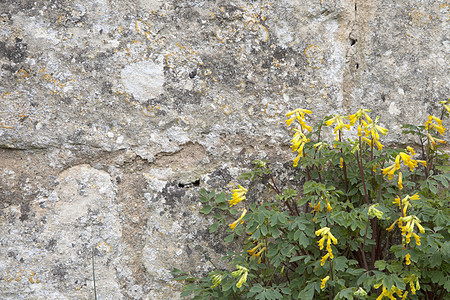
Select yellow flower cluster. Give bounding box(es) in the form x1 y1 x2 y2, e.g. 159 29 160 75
425 115 446 149
382 150 426 183
375 284 407 300
348 109 388 150
231 265 248 288
247 242 266 263
229 185 247 207
404 274 420 295
320 276 330 290
326 115 350 140
285 108 312 132
291 129 310 167
440 99 450 114
387 214 424 246
210 273 223 288
393 193 420 216
315 227 338 265
361 116 388 150
368 204 384 219
285 109 312 167
229 209 247 231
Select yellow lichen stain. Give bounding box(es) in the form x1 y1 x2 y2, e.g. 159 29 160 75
438 4 449 22
96 241 112 253
247 105 256 116
29 270 40 284
142 105 160 117
214 3 272 45
408 8 431 27
236 81 246 93
222 105 233 116
176 117 191 131
14 269 24 282
16 68 30 81
304 45 324 69
1 121 14 129
264 103 279 118
117 26 124 34
272 58 280 67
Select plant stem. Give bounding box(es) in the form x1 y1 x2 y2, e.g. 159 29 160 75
339 130 349 193
361 217 370 271
356 150 370 205
195 245 218 269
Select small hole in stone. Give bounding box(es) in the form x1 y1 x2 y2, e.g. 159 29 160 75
350 38 357 46
355 63 359 69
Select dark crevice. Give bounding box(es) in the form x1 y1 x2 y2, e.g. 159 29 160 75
178 179 200 188
350 38 357 46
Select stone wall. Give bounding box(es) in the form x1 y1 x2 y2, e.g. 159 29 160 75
0 0 448 299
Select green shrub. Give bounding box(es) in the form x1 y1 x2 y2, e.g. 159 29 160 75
173 100 450 300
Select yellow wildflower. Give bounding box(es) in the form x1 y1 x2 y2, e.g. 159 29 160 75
320 253 330 266
228 209 247 230
236 270 247 288
427 133 446 149
327 202 332 212
229 185 247 206
357 124 363 136
368 204 384 219
425 115 445 135
412 232 421 245
210 273 223 288
321 276 330 289
405 253 411 265
318 236 326 250
404 274 420 295
248 243 263 256
398 172 403 190
440 99 450 114
316 227 337 261
349 108 372 125
406 146 416 156
232 265 249 288
326 115 351 139
386 219 398 232
286 108 312 119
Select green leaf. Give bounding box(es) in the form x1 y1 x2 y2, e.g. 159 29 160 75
392 275 406 290
298 283 315 300
200 205 213 214
290 255 306 263
199 188 208 198
444 278 450 291
209 221 220 233
298 232 310 248
382 276 394 290
334 256 348 272
429 251 442 268
249 285 264 294
261 224 268 236
269 213 278 226
215 192 226 204
374 260 386 271
269 225 281 238
224 233 235 243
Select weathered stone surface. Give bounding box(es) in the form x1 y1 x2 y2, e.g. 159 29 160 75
0 0 448 298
